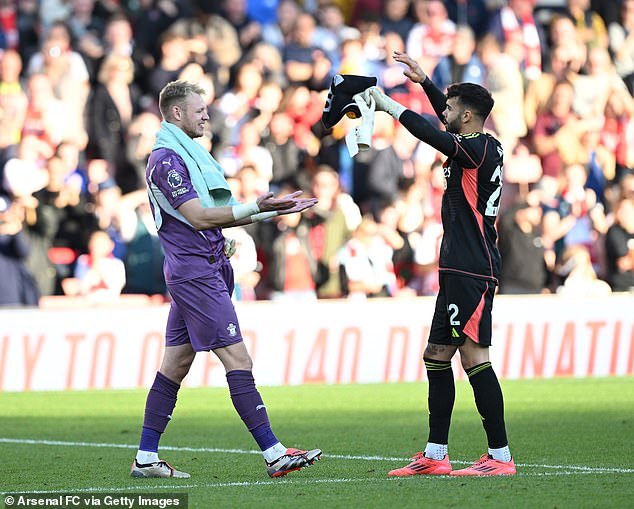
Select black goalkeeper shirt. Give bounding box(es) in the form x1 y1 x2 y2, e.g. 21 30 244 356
398 78 503 283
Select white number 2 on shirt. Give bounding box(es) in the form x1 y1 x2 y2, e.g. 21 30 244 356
485 163 503 217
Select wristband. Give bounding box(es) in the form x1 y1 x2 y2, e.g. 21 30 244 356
250 211 278 222
231 202 260 221
387 100 407 120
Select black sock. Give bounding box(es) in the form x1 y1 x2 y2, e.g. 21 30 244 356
424 358 454 444
466 362 508 449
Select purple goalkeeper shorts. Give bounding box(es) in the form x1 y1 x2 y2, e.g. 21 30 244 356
165 259 243 352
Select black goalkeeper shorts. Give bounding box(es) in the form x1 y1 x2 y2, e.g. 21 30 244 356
428 272 497 347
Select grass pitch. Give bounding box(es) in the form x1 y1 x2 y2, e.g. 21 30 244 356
1 378 633 509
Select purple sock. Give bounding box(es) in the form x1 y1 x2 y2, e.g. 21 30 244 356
139 371 180 453
226 370 279 451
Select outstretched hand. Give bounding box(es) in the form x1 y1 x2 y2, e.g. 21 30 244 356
277 196 319 215
393 51 427 84
257 191 318 215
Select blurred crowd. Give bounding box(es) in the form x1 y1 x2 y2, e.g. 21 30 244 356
1 0 633 307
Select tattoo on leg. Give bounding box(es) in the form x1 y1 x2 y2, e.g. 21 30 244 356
426 344 449 356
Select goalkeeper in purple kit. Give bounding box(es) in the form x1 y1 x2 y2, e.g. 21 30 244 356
131 80 321 479
360 52 516 477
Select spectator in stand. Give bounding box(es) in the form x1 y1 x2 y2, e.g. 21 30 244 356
246 42 286 86
0 196 40 306
432 24 485 93
282 11 332 90
34 154 97 261
602 88 634 193
406 0 455 74
26 20 90 148
229 120 274 185
262 0 301 52
22 73 68 151
147 32 193 102
117 189 166 297
548 14 587 75
531 79 596 179
307 165 361 299
394 175 426 237
444 0 490 39
314 2 359 70
555 244 612 297
101 12 154 94
376 31 410 100
487 0 546 82
375 200 416 293
55 140 89 194
338 215 397 299
524 44 580 131
262 111 304 192
86 54 142 194
542 164 608 267
581 124 615 208
498 199 548 294
411 216 443 296
126 111 163 190
338 36 377 77
282 85 323 157
366 123 420 216
198 13 242 94
217 61 263 148
261 205 322 302
565 0 608 50
130 0 192 67
2 134 51 199
478 34 527 152
357 10 384 65
250 79 285 139
605 195 634 292
67 0 107 77
224 224 261 301
609 0 634 93
0 50 28 165
14 0 40 66
61 228 126 302
92 178 126 259
221 0 262 53
572 46 628 121
21 186 59 297
380 0 414 44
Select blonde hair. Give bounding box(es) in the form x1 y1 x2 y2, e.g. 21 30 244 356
158 80 205 120
97 54 134 85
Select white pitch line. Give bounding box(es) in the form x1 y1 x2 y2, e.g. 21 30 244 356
0 468 628 495
2 437 634 474
2 469 631 496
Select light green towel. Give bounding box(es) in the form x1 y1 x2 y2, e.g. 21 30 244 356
153 121 236 207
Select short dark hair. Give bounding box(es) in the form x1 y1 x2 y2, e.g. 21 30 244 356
158 80 205 119
446 82 494 121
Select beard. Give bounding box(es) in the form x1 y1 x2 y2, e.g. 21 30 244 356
445 117 461 134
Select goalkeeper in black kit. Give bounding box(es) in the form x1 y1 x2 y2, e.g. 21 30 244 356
361 51 516 477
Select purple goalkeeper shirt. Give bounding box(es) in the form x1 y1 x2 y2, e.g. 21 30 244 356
146 147 226 284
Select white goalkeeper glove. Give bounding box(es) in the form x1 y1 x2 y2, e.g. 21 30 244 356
224 237 236 258
362 86 407 119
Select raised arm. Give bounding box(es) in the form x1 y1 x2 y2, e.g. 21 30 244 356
361 87 456 157
392 51 447 122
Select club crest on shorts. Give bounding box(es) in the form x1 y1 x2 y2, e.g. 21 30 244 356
226 322 238 336
167 169 183 188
